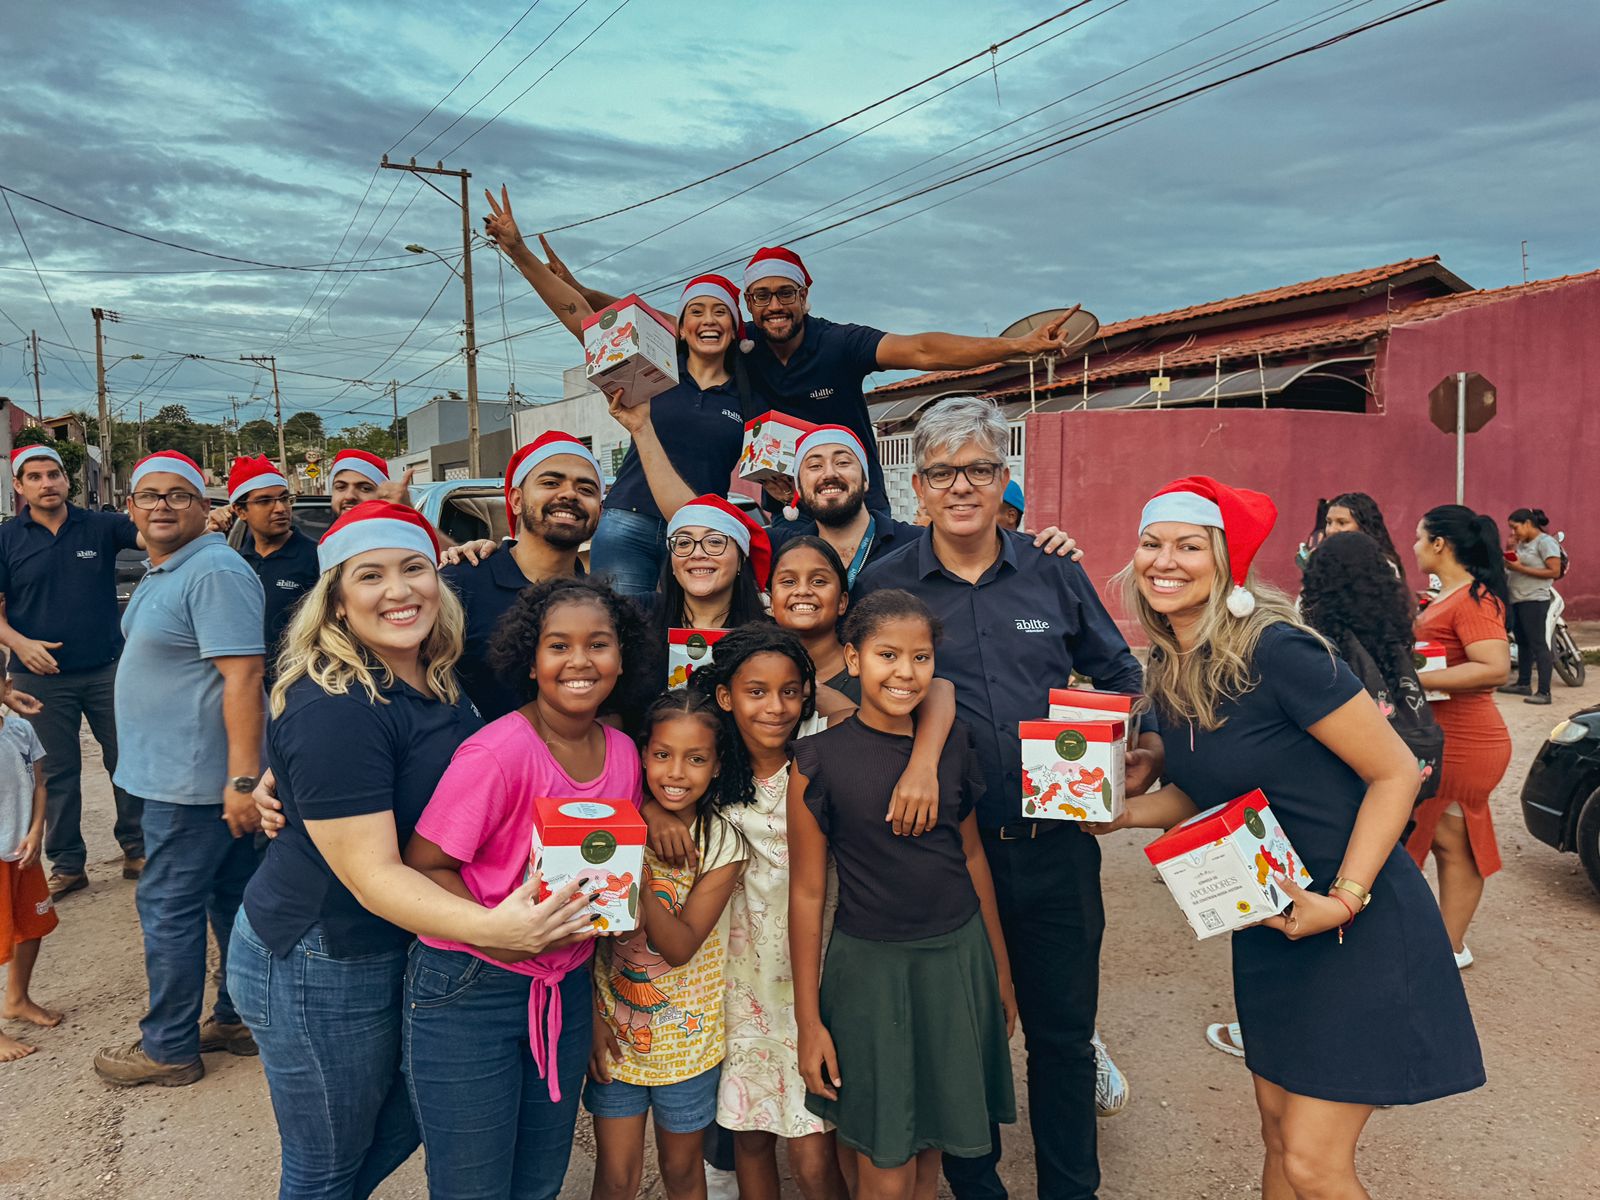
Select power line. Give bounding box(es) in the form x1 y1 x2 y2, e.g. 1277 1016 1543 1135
2 188 90 389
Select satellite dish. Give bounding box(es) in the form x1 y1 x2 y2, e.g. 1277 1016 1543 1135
999 306 1099 359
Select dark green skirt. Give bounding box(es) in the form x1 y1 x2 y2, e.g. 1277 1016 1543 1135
805 911 1016 1168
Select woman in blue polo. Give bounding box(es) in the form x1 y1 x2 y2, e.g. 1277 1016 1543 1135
482 189 749 595
227 500 595 1200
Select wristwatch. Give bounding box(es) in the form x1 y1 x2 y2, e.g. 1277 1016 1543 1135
1329 877 1373 910
229 775 260 794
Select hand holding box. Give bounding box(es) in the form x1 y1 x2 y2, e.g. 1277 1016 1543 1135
1018 719 1126 822
1413 641 1448 702
582 296 679 406
737 411 819 485
528 797 648 932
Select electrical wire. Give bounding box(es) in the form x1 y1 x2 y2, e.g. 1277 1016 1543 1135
2 188 90 389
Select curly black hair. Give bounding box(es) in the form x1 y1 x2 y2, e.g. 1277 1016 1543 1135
840 587 942 649
687 623 816 808
1326 492 1404 574
1300 532 1416 694
487 576 660 724
637 688 745 863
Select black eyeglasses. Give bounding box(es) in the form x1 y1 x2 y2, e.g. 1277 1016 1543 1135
668 532 732 558
919 461 1002 490
130 490 199 510
745 286 803 307
244 494 292 509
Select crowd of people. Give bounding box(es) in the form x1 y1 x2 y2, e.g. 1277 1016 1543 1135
0 213 1551 1200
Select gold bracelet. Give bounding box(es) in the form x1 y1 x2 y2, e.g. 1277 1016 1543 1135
1330 877 1373 910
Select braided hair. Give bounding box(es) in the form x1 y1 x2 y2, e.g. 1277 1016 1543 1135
688 624 816 808
1300 532 1415 694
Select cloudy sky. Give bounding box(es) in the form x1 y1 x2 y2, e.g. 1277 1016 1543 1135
2 0 1594 436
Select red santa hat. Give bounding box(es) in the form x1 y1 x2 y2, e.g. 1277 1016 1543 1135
317 499 440 573
1139 475 1277 618
679 274 751 353
10 443 63 474
329 448 390 489
503 430 603 529
130 450 206 495
742 246 812 293
793 425 867 473
227 454 289 503
666 494 773 589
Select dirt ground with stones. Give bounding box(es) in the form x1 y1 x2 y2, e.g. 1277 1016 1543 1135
3 681 1597 1199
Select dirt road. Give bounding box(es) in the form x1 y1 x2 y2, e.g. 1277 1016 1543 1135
3 685 1597 1199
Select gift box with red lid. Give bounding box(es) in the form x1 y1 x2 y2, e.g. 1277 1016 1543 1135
1142 789 1313 940
1413 640 1448 702
1018 719 1125 822
667 627 727 689
581 295 679 406
1047 687 1142 747
527 796 648 932
737 411 820 485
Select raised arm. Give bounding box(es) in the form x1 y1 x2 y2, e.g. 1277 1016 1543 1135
482 186 595 341
537 233 622 312
601 388 697 519
876 305 1082 372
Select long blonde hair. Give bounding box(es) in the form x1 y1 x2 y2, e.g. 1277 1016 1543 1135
1115 526 1324 731
269 564 465 717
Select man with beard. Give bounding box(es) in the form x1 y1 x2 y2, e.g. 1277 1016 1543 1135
327 448 412 515
442 431 601 718
227 456 318 685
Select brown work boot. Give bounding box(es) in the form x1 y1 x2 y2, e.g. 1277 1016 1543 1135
198 1017 259 1057
93 1040 204 1088
47 872 88 898
122 856 146 880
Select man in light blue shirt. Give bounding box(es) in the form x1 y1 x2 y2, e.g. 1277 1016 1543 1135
92 451 266 1088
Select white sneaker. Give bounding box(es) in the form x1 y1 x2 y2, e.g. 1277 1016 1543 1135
1205 1021 1246 1059
1455 945 1474 970
1092 1030 1129 1117
705 1167 739 1200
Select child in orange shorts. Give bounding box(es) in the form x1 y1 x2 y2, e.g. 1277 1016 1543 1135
1 674 60 1062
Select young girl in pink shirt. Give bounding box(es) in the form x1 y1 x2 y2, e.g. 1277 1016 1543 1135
402 578 656 1200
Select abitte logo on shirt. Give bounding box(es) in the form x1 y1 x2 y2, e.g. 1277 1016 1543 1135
275 579 303 591
76 549 99 560
809 387 834 400
1014 618 1052 633
721 409 742 423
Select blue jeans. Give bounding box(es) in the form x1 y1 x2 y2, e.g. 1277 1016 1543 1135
589 509 667 597
403 944 593 1200
228 909 418 1200
134 798 259 1063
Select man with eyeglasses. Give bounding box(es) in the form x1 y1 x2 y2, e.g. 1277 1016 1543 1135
854 397 1162 1200
0 443 145 897
738 245 1082 516
227 456 319 685
94 450 266 1089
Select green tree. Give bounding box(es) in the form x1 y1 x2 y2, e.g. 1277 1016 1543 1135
284 411 324 444
237 419 277 456
330 420 406 457
154 404 192 425
14 428 87 500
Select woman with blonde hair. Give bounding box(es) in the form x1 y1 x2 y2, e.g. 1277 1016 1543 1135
227 500 596 1200
1090 477 1481 1200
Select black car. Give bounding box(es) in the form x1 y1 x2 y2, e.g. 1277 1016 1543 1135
1520 703 1600 894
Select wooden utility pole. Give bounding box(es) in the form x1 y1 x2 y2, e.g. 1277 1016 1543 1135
390 379 401 456
380 156 480 474
241 354 289 490
29 331 44 424
91 308 119 505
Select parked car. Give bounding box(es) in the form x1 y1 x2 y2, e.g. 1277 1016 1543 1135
1520 703 1600 895
410 480 510 546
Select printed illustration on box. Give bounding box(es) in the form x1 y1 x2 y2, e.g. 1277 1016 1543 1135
1143 789 1313 940
1414 640 1448 702
581 296 680 405
737 411 819 485
1047 687 1141 746
527 797 648 932
1018 719 1125 822
668 628 727 688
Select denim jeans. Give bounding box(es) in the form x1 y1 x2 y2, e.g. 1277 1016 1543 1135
942 829 1105 1200
134 798 259 1063
24 662 142 874
588 509 667 597
228 910 418 1200
403 944 593 1200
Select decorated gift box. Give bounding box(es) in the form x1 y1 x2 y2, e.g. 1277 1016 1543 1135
1047 687 1142 747
581 295 679 405
1143 789 1313 941
737 411 819 484
1414 640 1448 702
1018 719 1126 822
667 627 727 688
527 796 648 932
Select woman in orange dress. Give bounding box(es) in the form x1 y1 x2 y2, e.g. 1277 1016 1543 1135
1407 505 1512 969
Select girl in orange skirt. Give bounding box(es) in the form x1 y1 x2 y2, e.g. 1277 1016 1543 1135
1408 505 1513 969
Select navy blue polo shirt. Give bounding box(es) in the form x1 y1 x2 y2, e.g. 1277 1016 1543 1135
743 316 889 513
768 508 921 589
855 527 1150 829
605 353 747 520
0 504 140 675
244 674 483 957
237 528 320 679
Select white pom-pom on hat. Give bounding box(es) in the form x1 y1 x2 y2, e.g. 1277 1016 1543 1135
1226 585 1257 618
739 338 755 353
782 505 799 522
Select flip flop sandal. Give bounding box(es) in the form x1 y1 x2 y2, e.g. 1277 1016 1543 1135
1205 1021 1246 1059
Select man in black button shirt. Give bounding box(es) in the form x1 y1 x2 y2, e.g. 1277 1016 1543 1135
855 397 1163 1200
227 456 319 685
